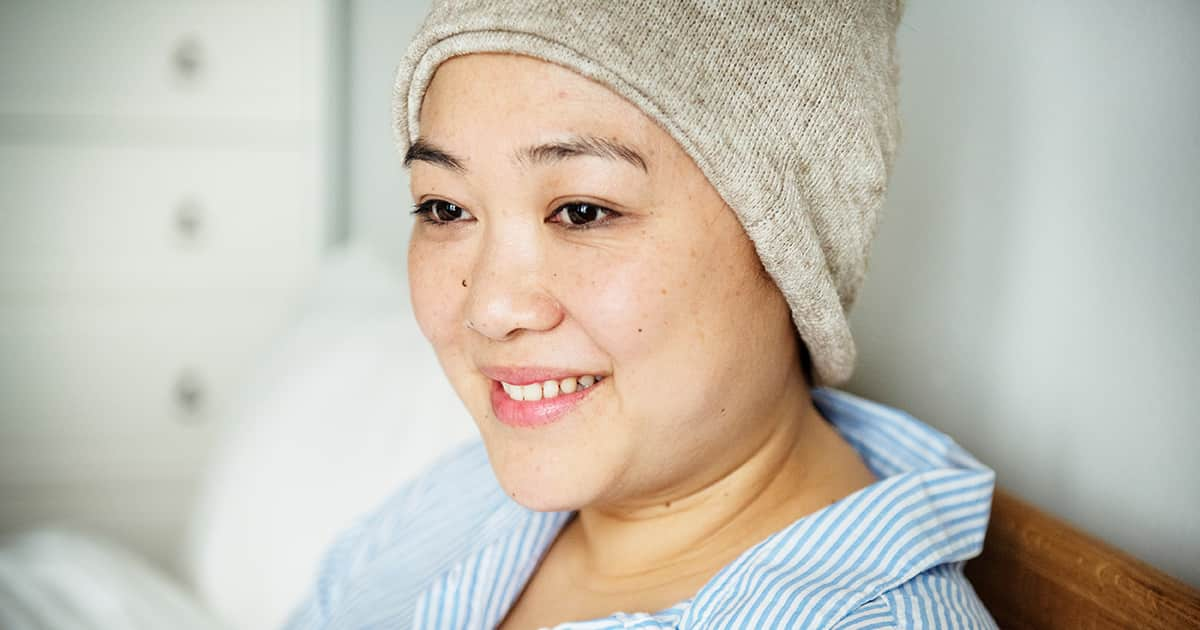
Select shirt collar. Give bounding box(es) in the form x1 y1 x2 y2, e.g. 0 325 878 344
680 388 995 626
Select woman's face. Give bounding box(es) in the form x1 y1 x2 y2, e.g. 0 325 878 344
408 54 805 511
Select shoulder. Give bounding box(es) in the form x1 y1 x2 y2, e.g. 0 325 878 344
339 439 501 565
829 563 997 630
285 439 509 628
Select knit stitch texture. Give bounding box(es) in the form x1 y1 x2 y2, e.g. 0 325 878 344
394 1 904 385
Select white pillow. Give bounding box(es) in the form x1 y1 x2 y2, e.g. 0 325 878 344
0 528 226 630
182 245 476 630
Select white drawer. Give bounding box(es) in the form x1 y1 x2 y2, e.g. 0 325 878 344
0 430 216 487
0 0 325 123
0 295 299 451
0 145 323 293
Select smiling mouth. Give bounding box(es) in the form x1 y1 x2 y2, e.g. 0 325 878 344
487 372 607 428
498 375 605 402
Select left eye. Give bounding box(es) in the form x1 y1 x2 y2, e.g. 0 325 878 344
551 202 616 227
414 199 474 224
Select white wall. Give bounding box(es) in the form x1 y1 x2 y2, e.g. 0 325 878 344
848 1 1200 586
346 1 1200 586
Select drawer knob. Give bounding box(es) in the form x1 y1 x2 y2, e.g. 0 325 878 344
171 37 205 83
173 198 204 245
174 369 206 421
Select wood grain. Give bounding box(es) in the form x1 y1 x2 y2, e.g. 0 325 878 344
965 488 1200 629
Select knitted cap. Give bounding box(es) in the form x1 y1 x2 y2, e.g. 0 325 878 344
394 1 904 386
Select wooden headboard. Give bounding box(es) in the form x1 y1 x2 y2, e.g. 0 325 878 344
965 488 1200 629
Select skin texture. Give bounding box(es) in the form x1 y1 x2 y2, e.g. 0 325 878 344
407 53 875 629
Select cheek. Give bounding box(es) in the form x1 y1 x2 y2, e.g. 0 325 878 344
553 229 730 391
571 265 659 352
564 230 752 353
554 217 782 417
552 235 681 362
408 238 470 348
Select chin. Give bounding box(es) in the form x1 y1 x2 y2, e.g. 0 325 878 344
483 439 607 512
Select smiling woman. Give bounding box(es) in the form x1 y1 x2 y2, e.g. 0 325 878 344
406 54 832 526
286 2 998 629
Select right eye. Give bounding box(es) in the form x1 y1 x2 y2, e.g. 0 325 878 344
412 199 475 225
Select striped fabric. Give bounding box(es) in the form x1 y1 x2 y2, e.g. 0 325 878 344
286 388 998 629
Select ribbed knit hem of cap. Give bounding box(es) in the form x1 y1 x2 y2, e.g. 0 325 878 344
394 30 858 387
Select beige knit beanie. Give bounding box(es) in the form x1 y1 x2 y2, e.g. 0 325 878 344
394 1 904 386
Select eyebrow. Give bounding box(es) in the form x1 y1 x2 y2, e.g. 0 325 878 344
404 138 465 172
517 135 648 172
403 134 648 173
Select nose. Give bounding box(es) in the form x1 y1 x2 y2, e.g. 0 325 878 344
463 232 564 341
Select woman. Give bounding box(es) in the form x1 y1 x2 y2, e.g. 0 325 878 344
289 1 997 628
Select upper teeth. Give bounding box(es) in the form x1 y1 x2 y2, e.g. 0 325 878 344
501 375 603 401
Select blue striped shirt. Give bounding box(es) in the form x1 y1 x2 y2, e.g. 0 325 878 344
286 388 997 628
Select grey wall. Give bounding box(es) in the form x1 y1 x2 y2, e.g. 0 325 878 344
848 1 1200 586
346 1 1200 586
342 0 430 273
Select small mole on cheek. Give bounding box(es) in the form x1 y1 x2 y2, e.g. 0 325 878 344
660 288 668 296
720 408 726 415
664 501 672 508
461 279 468 288
638 328 643 333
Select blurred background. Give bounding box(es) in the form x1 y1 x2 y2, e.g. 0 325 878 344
0 1 1196 629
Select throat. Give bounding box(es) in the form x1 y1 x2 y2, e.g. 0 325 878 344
569 402 873 593
498 515 719 630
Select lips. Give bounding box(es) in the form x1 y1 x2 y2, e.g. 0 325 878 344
481 366 606 428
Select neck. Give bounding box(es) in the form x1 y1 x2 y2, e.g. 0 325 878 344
563 389 870 594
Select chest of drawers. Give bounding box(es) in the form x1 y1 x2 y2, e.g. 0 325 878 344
0 0 332 577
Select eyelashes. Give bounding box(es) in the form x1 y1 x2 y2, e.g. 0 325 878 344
412 199 621 229
412 199 471 223
552 202 613 227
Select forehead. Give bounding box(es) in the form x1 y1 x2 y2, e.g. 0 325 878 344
418 53 666 159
